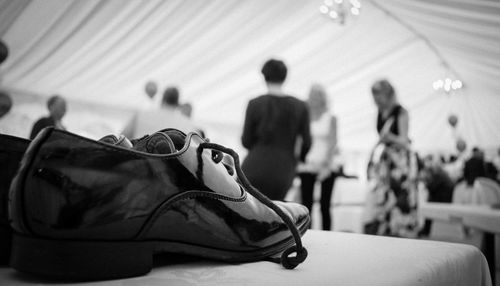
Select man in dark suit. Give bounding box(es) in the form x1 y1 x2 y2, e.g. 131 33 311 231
30 95 67 139
463 147 486 187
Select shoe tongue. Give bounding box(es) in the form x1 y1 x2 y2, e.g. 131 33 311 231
133 132 177 154
99 135 133 148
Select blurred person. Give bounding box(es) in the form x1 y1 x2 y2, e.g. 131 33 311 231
493 148 500 173
484 161 498 183
0 41 13 134
439 154 447 164
373 80 409 149
463 147 486 186
30 95 66 139
493 148 500 182
241 59 311 201
0 91 13 135
297 84 337 230
443 153 465 183
481 150 498 182
0 40 7 65
453 148 491 205
363 79 418 237
0 91 12 120
0 40 8 84
0 41 11 121
123 86 198 138
417 162 454 237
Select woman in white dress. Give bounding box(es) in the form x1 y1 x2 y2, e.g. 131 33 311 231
298 84 338 230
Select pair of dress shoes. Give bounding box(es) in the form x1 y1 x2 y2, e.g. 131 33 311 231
1 128 310 280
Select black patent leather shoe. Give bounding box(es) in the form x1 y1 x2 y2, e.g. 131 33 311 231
0 133 135 265
0 134 30 265
9 128 310 280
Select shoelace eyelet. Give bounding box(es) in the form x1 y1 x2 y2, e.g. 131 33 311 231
197 141 308 270
211 150 224 163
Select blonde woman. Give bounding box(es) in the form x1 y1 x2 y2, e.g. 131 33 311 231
298 84 337 230
364 79 418 237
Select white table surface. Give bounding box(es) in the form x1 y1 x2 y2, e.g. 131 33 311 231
420 203 500 234
0 230 491 286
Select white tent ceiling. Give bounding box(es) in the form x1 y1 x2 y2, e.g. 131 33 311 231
0 0 499 152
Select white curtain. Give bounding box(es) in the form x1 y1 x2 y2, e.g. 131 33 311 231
1 0 499 152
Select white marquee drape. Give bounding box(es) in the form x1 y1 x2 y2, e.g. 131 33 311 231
0 0 499 152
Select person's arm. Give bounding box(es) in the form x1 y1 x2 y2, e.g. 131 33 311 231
380 109 409 148
317 115 337 181
324 115 337 166
241 100 256 150
299 104 312 162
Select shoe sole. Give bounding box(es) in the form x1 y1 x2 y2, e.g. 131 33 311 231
10 216 310 280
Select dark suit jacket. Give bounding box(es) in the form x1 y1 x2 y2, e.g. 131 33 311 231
30 117 56 139
463 157 486 186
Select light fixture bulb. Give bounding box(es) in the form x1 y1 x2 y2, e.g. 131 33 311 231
433 78 462 92
444 78 452 91
319 0 361 24
444 80 452 92
434 79 444 89
350 0 361 8
324 0 334 6
432 81 440 90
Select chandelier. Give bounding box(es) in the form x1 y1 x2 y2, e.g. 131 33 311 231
432 77 463 93
319 0 362 25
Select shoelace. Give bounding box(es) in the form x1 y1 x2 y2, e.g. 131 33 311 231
196 141 308 269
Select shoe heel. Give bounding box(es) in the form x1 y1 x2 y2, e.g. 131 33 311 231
10 233 154 280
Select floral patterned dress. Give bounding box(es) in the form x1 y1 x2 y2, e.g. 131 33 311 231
363 105 419 237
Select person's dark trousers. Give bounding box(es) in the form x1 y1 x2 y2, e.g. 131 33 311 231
299 172 337 230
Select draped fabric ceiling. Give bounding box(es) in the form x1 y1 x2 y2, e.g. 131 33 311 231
1 0 500 153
